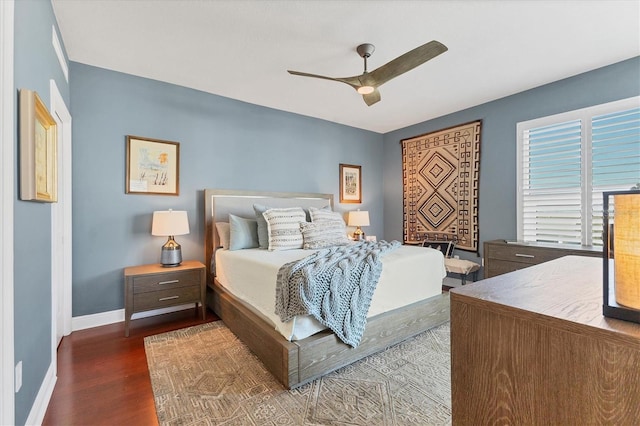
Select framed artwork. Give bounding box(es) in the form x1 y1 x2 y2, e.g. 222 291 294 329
126 135 180 195
339 163 361 203
19 89 58 202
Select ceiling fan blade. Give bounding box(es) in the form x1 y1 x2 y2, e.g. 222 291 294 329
368 40 447 87
287 70 362 90
362 89 381 106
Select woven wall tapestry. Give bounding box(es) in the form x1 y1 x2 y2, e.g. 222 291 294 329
401 120 481 252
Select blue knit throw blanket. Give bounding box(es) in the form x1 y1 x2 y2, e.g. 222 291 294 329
275 240 401 347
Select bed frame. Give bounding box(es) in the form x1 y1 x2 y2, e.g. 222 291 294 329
204 188 450 389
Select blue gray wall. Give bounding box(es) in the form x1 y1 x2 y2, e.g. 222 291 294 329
13 1 70 424
383 56 640 269
70 63 383 316
11 3 638 421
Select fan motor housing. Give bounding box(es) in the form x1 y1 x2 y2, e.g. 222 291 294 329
357 43 375 58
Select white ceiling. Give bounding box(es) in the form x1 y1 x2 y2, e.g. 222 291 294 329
51 0 640 134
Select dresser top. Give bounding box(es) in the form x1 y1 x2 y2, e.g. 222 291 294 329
451 256 640 342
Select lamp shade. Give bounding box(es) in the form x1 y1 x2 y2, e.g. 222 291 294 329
152 210 190 236
603 190 640 324
348 210 370 227
613 193 640 309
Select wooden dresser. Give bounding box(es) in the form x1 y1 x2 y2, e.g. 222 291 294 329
450 256 640 425
483 239 600 278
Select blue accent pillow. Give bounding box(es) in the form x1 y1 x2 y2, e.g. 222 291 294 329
229 214 259 250
253 204 270 249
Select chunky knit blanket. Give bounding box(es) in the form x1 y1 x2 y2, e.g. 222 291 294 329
275 240 401 347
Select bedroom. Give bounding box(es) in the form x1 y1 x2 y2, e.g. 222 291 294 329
2 1 639 425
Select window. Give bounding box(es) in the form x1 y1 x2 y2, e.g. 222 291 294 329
517 97 640 247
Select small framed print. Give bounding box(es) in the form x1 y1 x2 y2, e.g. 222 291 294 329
339 163 361 204
126 135 179 195
19 89 58 202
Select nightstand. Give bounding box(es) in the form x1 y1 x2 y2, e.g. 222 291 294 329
124 260 206 336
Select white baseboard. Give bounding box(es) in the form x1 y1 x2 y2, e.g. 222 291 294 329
25 361 56 426
71 303 200 332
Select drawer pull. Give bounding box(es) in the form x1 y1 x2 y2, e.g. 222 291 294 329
515 253 535 258
158 279 179 285
159 295 179 301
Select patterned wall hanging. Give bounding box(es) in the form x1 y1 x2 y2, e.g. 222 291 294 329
401 120 481 252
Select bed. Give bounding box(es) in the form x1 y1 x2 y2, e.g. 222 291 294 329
204 188 450 389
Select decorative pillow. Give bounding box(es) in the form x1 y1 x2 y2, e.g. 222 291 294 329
229 214 259 251
215 222 230 249
253 204 271 249
262 207 306 251
309 206 345 225
300 220 349 249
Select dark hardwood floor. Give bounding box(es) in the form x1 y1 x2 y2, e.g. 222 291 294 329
43 286 451 425
42 308 218 426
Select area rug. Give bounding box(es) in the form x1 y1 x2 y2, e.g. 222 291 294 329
401 120 482 252
145 321 451 425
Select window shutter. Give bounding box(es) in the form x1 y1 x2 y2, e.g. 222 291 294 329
591 107 640 246
521 120 583 244
518 97 639 247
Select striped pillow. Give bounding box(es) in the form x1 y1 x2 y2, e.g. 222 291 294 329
300 220 349 249
263 207 306 251
309 206 345 225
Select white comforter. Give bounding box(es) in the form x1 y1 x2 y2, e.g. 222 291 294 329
215 244 446 341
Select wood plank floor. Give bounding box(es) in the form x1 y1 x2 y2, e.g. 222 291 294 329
42 308 218 426
43 286 451 425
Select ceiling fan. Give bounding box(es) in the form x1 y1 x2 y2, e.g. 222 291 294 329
288 40 447 106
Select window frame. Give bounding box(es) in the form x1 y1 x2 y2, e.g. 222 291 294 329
516 96 640 246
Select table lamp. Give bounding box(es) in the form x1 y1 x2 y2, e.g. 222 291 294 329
152 210 190 267
603 190 640 323
348 210 370 241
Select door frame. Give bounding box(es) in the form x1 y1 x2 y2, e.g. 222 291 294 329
0 1 15 424
50 79 72 351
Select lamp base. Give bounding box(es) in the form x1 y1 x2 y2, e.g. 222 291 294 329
353 227 365 241
160 237 182 267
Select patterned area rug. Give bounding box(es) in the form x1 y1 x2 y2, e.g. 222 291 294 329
401 120 482 252
145 321 451 425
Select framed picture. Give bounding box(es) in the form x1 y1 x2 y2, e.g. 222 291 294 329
339 163 362 203
19 89 58 202
126 135 180 195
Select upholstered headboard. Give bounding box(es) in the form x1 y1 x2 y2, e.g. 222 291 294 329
203 189 334 282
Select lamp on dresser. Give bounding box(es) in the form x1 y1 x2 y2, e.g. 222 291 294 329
152 209 190 267
603 190 640 323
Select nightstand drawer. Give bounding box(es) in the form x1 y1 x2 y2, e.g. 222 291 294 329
133 285 201 311
133 270 200 293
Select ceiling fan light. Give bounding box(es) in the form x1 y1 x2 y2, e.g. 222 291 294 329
357 86 375 95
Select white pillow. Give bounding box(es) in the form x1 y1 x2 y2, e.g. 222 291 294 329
309 206 345 225
262 207 306 251
300 221 349 249
215 222 230 249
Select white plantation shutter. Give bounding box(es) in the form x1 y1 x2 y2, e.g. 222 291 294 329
517 97 640 247
591 107 640 246
521 120 583 244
